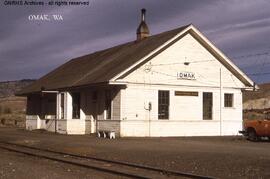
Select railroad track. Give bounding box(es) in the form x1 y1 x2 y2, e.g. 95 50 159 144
0 141 215 179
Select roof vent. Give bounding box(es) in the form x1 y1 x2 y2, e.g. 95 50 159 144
136 8 150 40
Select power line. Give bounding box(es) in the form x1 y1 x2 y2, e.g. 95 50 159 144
144 51 270 78
150 59 215 66
150 69 243 85
231 52 269 59
148 51 270 67
247 72 270 76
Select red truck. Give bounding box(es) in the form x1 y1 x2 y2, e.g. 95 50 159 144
240 116 270 141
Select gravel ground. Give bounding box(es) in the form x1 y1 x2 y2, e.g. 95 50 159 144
0 148 123 179
0 127 269 179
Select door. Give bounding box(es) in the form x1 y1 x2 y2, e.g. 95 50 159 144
266 120 270 136
60 93 64 119
92 91 98 133
257 114 270 136
72 93 80 119
264 113 270 136
255 119 265 135
203 92 213 120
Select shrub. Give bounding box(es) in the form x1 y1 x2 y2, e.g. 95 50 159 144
0 118 5 125
4 107 12 114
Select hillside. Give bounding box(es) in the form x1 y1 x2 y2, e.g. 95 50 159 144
0 79 35 98
243 82 270 120
0 79 35 127
243 83 270 110
243 83 270 101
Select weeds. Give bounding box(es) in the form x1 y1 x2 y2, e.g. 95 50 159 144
0 105 12 114
0 118 5 125
4 107 12 114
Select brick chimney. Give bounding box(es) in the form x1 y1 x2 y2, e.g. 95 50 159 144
136 8 150 40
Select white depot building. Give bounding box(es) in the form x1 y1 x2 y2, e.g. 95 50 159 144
18 9 255 137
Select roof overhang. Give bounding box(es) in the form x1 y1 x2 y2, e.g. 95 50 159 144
16 81 127 96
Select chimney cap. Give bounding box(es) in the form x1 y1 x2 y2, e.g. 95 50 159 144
141 8 146 21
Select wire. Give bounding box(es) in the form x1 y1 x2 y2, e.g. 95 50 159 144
231 52 270 59
150 69 242 85
151 70 177 78
247 72 270 76
142 51 270 79
150 59 215 66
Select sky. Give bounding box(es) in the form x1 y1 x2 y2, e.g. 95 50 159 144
0 0 270 84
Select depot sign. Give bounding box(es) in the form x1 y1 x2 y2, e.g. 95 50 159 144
177 72 196 80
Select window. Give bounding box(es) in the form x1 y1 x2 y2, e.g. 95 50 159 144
203 92 213 120
224 93 233 107
72 93 80 119
104 90 111 119
158 90 169 119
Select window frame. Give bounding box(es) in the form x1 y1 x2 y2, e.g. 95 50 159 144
158 90 170 120
203 92 213 120
224 93 234 108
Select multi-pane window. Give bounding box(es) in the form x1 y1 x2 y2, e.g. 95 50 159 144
203 92 213 120
158 90 169 119
104 90 112 119
224 93 233 107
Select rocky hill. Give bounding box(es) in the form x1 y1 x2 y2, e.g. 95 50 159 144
0 79 35 127
0 79 35 98
243 82 270 120
243 83 270 110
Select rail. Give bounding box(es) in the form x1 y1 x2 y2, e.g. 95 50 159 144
0 141 215 179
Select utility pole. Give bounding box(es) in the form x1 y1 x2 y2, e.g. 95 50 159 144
220 67 222 136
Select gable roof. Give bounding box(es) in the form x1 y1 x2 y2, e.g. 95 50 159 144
17 25 189 95
17 24 255 95
112 24 255 88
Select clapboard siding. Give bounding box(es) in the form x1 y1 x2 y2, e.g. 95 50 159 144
119 84 242 136
120 120 242 137
122 85 241 121
122 33 244 88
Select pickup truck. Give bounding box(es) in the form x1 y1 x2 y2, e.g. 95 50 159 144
240 117 270 141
